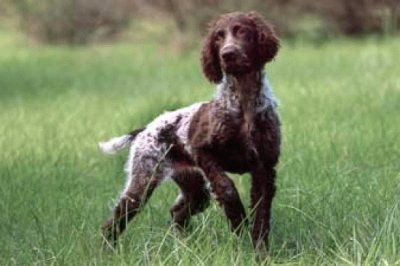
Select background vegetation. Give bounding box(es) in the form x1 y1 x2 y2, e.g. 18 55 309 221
0 1 399 265
1 0 400 44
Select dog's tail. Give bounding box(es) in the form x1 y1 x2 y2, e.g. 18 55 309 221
98 128 144 155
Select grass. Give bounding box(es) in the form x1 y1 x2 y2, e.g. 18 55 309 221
0 23 399 265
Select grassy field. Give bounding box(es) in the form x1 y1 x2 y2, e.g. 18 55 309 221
1 23 399 265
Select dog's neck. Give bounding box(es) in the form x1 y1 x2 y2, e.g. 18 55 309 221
215 71 277 133
228 72 262 132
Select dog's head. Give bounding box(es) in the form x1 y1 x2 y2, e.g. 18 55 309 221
201 11 279 84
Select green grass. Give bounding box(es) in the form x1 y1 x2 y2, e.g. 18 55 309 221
1 25 399 265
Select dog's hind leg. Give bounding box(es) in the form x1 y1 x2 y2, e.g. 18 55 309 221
101 171 161 247
102 141 168 247
170 167 210 229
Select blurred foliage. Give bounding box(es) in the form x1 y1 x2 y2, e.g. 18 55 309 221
1 0 399 44
5 0 135 44
317 0 400 36
142 0 400 39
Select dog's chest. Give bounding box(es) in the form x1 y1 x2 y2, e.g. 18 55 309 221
189 102 245 147
210 112 269 173
211 136 252 173
188 105 280 173
188 104 249 172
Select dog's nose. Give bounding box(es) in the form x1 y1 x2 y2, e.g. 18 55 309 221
221 46 238 61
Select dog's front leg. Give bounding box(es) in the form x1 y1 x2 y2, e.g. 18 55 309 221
196 151 247 233
250 165 276 253
170 167 210 229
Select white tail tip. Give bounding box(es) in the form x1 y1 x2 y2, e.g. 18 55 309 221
98 135 132 155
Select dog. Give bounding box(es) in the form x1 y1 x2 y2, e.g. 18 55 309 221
100 11 280 253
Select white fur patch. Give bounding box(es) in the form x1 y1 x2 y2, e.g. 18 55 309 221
214 74 278 114
120 103 205 196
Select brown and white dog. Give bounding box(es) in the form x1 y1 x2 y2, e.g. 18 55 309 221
100 11 280 252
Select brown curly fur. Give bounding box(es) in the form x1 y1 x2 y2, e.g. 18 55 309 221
201 11 279 83
194 11 280 252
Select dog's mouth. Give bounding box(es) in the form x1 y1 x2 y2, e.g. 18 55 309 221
221 56 252 74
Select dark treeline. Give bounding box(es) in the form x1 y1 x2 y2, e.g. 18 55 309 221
2 0 399 44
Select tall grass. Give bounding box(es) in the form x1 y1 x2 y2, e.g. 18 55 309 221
0 25 399 265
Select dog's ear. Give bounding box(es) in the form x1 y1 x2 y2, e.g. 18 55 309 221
201 23 223 84
247 12 280 68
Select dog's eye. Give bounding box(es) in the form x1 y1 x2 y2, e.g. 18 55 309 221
236 27 249 37
232 25 241 35
215 30 225 40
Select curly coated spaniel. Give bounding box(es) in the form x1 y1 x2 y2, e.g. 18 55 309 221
100 11 280 253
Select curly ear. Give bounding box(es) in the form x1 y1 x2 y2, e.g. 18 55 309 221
201 26 223 83
247 12 280 69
